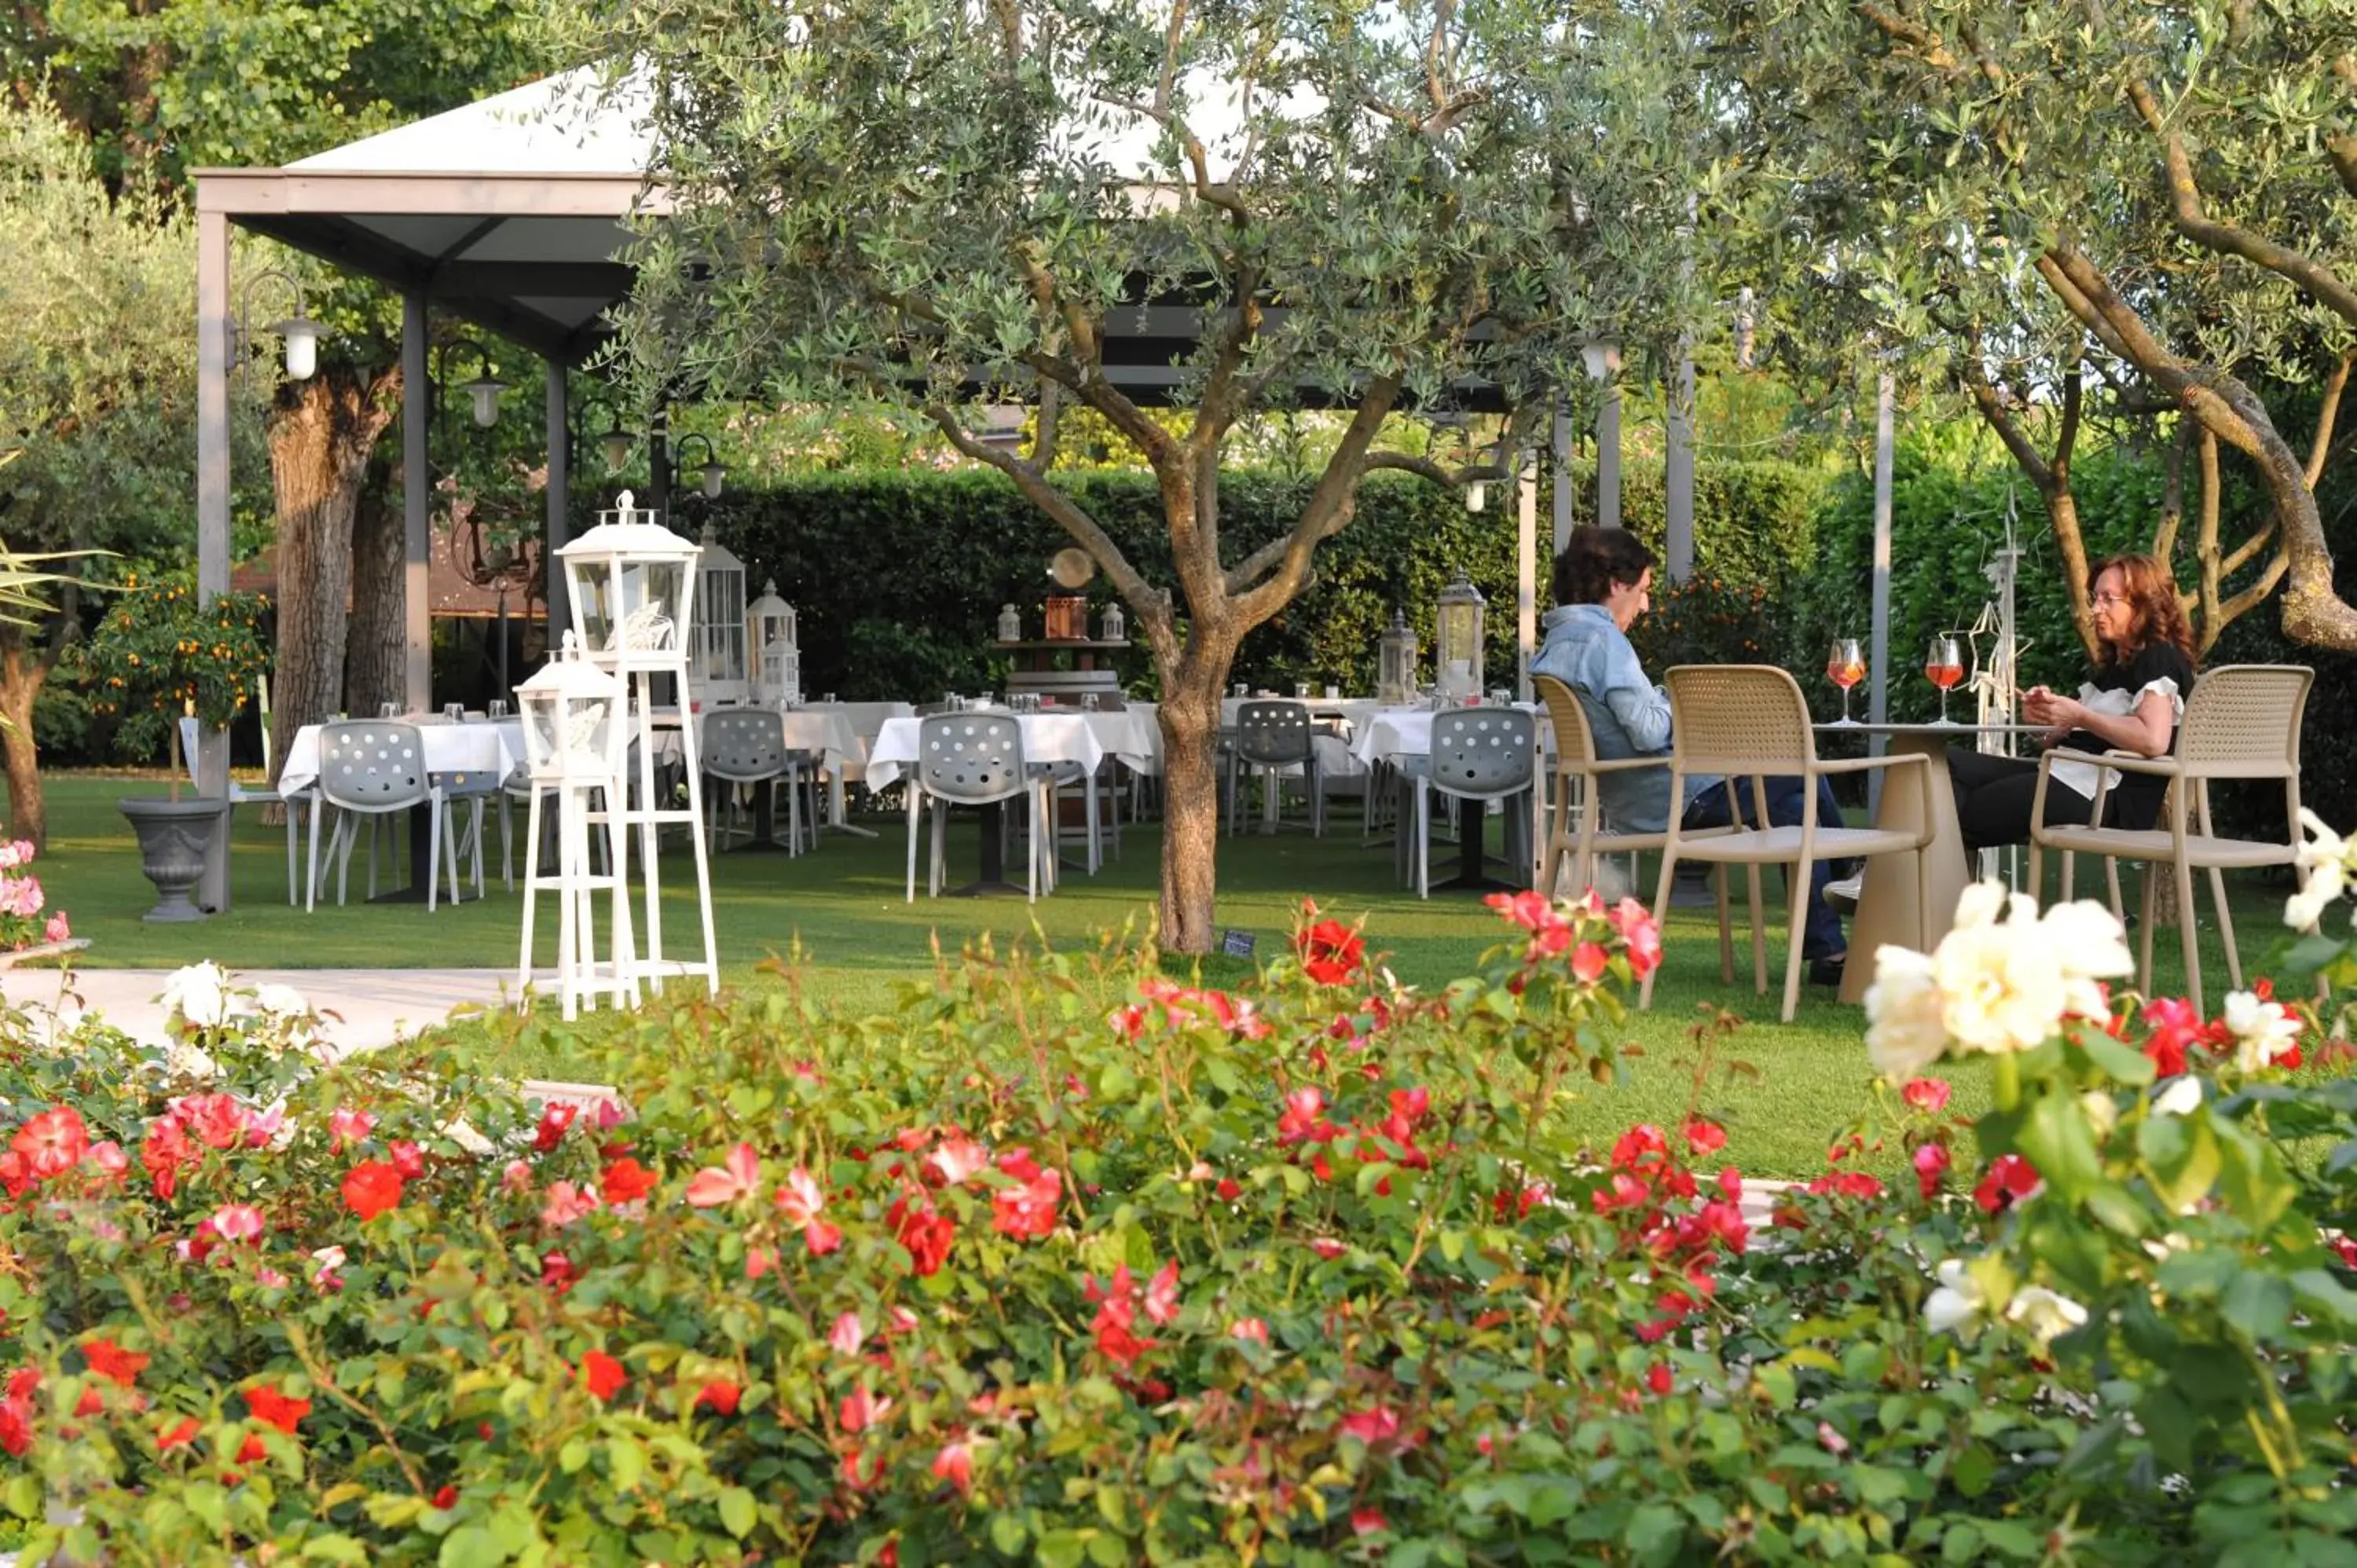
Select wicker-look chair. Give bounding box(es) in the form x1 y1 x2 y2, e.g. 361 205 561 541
1230 700 1324 835
1641 665 1933 1023
1533 676 1752 978
905 714 1053 902
2028 665 2312 1014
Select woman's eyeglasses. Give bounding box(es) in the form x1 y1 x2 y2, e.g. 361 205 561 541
2091 593 2129 609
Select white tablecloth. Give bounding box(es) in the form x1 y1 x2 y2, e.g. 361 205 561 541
866 713 1110 793
773 709 865 775
279 717 525 797
1353 705 1547 768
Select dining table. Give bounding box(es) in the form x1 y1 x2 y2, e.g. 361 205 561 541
280 714 527 903
1813 722 2048 1004
866 710 1136 895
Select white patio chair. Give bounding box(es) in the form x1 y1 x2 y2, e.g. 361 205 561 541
305 721 462 912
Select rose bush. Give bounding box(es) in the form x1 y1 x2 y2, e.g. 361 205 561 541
0 882 2348 1564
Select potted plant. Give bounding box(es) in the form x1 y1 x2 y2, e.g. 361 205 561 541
70 570 272 921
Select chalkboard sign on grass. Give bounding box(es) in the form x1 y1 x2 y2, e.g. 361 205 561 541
1219 929 1255 959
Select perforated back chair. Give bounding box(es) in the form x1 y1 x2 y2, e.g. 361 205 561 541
1231 700 1324 835
1533 677 1753 971
907 714 1052 901
306 722 460 912
1644 666 1934 1023
2029 665 2312 1014
702 709 820 855
1406 707 1538 897
435 764 509 898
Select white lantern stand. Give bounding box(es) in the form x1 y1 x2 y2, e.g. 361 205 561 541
515 635 638 1020
1378 608 1420 705
749 580 801 708
557 493 720 999
695 524 750 709
1435 573 1487 700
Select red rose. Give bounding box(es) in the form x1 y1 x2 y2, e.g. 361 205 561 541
991 1168 1062 1241
888 1199 955 1277
694 1379 742 1416
579 1350 628 1401
341 1160 405 1222
532 1102 577 1152
156 1416 200 1451
1973 1153 2040 1214
431 1485 458 1510
1297 913 1365 986
390 1140 427 1178
81 1335 148 1387
599 1157 658 1207
244 1384 310 1434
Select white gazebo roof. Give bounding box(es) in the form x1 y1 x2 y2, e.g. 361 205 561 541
291 68 654 176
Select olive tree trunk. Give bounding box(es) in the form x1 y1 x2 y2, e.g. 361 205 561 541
266 367 397 784
1152 636 1238 957
344 457 407 724
0 630 52 848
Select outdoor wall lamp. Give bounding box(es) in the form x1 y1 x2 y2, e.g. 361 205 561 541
435 339 509 429
575 394 639 474
235 269 324 383
671 432 726 499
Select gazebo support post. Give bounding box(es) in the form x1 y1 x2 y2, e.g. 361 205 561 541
1869 370 1896 816
195 205 234 913
1596 364 1622 531
1516 449 1537 702
402 291 432 712
1666 346 1696 583
545 363 570 650
1551 401 1574 552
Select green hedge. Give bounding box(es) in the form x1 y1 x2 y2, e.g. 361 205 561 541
698 459 1825 702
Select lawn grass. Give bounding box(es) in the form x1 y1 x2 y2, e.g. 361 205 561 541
24 769 2311 1178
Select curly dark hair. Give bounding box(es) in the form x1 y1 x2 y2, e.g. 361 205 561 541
2090 553 2198 670
1552 527 1656 606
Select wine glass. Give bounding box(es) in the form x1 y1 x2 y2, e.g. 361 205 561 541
1825 637 1865 726
1925 635 1965 725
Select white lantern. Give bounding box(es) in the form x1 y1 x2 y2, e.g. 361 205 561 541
693 523 749 705
513 633 636 1021
1378 608 1419 705
749 579 801 706
1435 573 1486 699
557 491 702 671
1101 601 1125 641
997 603 1022 643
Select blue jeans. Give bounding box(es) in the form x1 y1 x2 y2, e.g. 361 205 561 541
1681 776 1848 961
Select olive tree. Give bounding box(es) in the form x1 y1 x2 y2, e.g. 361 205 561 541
1705 0 2357 657
571 0 1715 949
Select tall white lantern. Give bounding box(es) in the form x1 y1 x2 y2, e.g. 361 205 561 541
1435 573 1486 699
749 579 801 706
554 491 718 999
513 635 636 1020
695 524 749 706
1378 608 1420 705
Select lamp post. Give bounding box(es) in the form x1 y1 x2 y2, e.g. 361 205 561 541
672 433 727 500
234 269 324 383
434 339 509 430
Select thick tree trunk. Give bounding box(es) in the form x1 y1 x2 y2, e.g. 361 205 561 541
0 632 49 849
266 368 398 784
1154 643 1235 955
345 457 406 723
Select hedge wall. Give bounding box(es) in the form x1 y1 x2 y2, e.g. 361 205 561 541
695 460 1827 703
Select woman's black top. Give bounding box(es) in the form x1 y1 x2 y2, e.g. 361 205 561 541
2059 643 2198 829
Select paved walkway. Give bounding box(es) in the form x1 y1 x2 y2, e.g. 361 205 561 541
1 965 520 1059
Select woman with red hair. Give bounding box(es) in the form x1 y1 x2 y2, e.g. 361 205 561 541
1948 554 2198 855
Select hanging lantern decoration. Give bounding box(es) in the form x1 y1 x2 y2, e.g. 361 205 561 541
997 603 1022 643
513 633 636 1020
1100 600 1125 642
692 524 749 705
1378 608 1420 705
749 579 801 707
1435 573 1486 699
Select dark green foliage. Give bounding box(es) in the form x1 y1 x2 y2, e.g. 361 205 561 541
699 460 1826 701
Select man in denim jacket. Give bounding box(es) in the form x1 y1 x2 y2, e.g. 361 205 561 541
1531 528 1849 981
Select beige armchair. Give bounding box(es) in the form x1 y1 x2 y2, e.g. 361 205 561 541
1640 665 1934 1024
2028 664 2312 1014
1534 675 1754 983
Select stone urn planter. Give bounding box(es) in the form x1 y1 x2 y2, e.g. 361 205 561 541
118 796 228 922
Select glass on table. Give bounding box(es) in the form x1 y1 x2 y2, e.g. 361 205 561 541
1825 637 1865 726
1925 634 1965 725
379 702 401 719
488 699 509 720
443 702 465 723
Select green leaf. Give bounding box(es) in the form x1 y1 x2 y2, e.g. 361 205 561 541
302 1537 372 1564
439 1527 506 1568
1625 1503 1683 1562
717 1486 757 1540
2078 1032 2155 1086
990 1512 1028 1555
2221 1272 2293 1341
2017 1089 2102 1200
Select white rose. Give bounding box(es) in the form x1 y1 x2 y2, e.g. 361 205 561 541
157 962 233 1029
0 845 19 870
1867 946 1948 1080
2289 811 2353 931
1931 912 2070 1055
2004 1285 2089 1348
2221 990 2303 1072
253 983 313 1019
1923 1258 1985 1337
2080 1091 2119 1138
2038 899 2136 1017
2150 1076 2203 1117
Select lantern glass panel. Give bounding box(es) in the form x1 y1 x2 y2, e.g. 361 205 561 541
1378 611 1418 704
1435 575 1486 698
